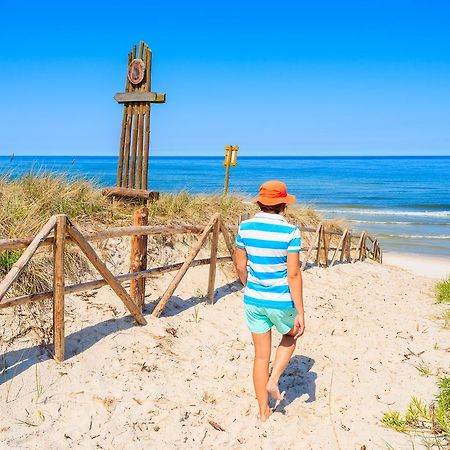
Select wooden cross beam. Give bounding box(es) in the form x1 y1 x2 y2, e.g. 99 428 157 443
112 41 166 197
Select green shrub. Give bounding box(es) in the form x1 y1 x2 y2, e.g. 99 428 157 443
0 250 21 273
436 277 450 304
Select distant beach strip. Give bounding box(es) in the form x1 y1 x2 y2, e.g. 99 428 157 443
1 155 449 257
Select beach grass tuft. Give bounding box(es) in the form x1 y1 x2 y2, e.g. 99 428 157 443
436 276 450 304
382 377 450 439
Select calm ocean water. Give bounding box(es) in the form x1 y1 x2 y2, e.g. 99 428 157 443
1 155 449 258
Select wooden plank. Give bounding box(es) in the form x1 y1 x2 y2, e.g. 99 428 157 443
135 104 144 189
219 217 237 268
129 105 139 188
142 104 150 190
129 208 148 311
0 256 233 310
0 222 358 252
142 48 152 190
330 229 348 266
53 215 66 362
321 226 329 267
145 47 152 92
0 224 205 251
357 231 367 261
315 224 323 266
346 231 352 261
152 214 219 318
207 217 220 304
66 222 147 325
301 222 322 271
122 105 133 187
102 187 159 201
0 215 57 301
116 107 127 187
114 92 166 104
117 51 133 186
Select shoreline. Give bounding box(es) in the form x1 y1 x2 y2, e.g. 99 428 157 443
383 251 450 280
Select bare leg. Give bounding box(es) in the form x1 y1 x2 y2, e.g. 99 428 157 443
267 328 297 400
251 331 272 421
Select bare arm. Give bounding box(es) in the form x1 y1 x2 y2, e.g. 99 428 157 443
287 252 305 338
235 247 248 286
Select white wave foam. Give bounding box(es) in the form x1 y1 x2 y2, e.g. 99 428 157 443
319 209 450 218
381 234 450 240
346 220 418 225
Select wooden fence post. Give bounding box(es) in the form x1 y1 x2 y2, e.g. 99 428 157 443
346 230 352 262
321 226 329 267
152 213 219 318
130 207 148 311
301 222 322 271
219 217 237 268
53 215 66 362
207 216 220 304
358 231 367 261
331 229 348 266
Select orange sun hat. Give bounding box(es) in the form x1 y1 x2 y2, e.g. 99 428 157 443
253 180 296 206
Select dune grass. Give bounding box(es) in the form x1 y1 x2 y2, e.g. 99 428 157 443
0 172 340 296
436 276 450 304
382 377 450 445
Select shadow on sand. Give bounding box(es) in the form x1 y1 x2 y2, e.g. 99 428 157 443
272 355 317 412
0 280 243 386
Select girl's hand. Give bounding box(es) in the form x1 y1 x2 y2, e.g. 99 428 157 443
294 314 305 339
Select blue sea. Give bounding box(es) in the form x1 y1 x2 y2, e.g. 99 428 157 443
1 155 449 258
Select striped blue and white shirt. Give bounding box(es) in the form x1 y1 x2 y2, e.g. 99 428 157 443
235 212 301 309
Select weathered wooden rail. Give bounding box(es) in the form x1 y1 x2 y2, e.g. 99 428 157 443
0 210 381 362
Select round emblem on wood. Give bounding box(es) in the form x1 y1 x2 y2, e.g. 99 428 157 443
128 58 146 85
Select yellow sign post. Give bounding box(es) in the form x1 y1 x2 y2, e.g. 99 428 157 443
223 145 239 196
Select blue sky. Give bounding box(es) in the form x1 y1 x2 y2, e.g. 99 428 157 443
1 1 449 156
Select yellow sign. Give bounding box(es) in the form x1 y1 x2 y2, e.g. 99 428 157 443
223 145 239 196
223 145 239 167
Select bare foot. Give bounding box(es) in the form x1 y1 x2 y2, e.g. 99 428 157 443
258 406 272 422
267 378 284 401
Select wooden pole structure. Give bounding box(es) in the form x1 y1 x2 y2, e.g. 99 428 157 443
152 214 219 317
111 42 164 194
207 216 220 304
0 216 57 301
129 208 149 311
66 221 147 325
53 215 66 362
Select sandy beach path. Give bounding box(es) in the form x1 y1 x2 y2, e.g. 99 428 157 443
1 261 448 449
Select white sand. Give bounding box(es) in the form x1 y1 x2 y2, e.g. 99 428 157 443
1 259 449 449
384 252 450 280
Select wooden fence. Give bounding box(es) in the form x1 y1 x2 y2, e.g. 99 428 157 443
0 210 382 362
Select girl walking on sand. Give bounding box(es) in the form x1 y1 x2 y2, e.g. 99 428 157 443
235 180 305 421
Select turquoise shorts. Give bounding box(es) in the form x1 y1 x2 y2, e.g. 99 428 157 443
245 304 296 335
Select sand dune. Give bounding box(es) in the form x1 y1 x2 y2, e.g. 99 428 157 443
1 259 448 449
